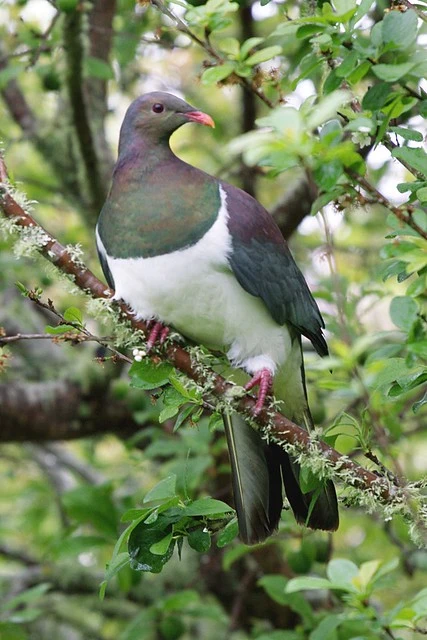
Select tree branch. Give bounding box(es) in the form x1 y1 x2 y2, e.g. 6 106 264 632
271 171 319 240
63 7 107 217
0 378 143 442
349 171 427 240
0 156 407 512
86 0 116 188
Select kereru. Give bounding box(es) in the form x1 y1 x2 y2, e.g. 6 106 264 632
96 92 339 544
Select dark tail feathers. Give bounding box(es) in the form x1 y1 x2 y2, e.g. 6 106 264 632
223 413 339 545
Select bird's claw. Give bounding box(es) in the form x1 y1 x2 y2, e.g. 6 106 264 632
146 320 170 352
244 368 273 415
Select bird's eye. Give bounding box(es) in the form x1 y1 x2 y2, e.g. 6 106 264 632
152 103 164 114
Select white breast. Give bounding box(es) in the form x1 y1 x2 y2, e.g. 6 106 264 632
97 186 292 375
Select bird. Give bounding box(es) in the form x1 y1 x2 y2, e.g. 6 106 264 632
96 91 339 544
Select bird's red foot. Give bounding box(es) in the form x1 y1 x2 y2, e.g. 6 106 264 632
146 320 170 352
244 368 273 415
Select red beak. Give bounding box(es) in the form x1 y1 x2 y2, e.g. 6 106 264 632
184 110 215 128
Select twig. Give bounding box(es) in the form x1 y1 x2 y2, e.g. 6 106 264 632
18 294 132 364
349 171 427 240
27 10 61 67
24 444 71 528
43 443 105 484
0 331 107 344
63 8 106 216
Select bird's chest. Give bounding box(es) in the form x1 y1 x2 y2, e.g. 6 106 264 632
97 171 220 260
100 190 234 346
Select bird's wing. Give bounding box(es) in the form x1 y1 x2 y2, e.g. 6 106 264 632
95 224 115 290
222 183 328 357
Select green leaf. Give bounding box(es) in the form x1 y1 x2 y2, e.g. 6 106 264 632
389 127 423 142
57 0 78 12
129 360 173 390
63 306 83 325
296 24 326 39
390 296 418 331
159 404 179 423
310 615 342 640
326 558 359 587
51 534 109 558
323 69 342 94
382 9 418 51
150 531 173 555
373 358 411 388
201 62 235 85
240 37 264 59
62 485 118 539
99 552 130 599
286 576 332 593
362 82 393 110
128 512 181 573
84 56 114 80
0 66 24 90
184 497 233 517
173 405 195 431
372 62 415 82
0 622 28 640
313 160 343 191
310 187 346 214
188 528 211 552
396 181 426 194
216 517 239 547
245 46 282 66
144 475 177 503
413 392 427 414
417 187 427 203
306 90 351 129
1 584 51 613
44 324 77 334
346 59 371 84
335 50 359 78
219 37 240 56
259 575 289 605
163 590 200 611
392 147 427 178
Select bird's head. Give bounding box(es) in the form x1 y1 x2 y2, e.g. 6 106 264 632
119 92 215 150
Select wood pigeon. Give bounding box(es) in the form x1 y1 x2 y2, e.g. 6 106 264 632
96 92 339 544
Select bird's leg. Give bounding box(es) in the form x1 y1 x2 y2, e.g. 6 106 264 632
244 368 273 415
146 320 170 352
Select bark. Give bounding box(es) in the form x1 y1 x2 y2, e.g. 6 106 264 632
0 379 141 442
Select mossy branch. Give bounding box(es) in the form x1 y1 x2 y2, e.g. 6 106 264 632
1 156 426 542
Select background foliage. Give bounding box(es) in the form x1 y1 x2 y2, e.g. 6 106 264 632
0 0 427 638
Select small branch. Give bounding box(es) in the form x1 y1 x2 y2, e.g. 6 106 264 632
349 171 427 240
27 10 61 67
14 294 133 364
0 52 38 137
63 8 107 216
25 444 71 528
0 331 109 345
43 443 105 484
271 171 318 240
